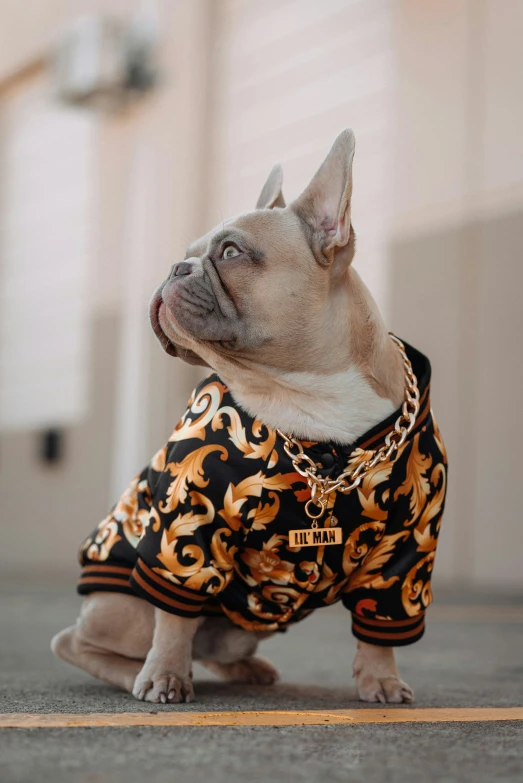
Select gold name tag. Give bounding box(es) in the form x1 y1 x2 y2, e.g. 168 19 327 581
288 527 343 549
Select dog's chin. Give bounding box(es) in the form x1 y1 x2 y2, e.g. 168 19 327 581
150 295 210 368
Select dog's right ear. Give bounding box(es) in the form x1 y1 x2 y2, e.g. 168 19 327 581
292 129 356 269
256 164 285 209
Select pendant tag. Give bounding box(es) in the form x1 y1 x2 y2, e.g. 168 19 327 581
288 527 343 549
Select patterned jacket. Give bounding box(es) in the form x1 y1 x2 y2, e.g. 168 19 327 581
78 340 447 647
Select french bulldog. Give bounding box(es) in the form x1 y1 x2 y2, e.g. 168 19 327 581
52 129 446 705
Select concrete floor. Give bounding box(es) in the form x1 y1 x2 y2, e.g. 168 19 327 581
1 580 523 782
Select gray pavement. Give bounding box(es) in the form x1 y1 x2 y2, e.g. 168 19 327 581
1 579 523 782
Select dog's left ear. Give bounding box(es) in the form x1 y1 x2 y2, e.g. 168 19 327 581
292 129 355 268
256 164 285 209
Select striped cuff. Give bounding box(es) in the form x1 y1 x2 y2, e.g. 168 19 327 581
77 563 135 596
130 558 208 617
351 613 425 647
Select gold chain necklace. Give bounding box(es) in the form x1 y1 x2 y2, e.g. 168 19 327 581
278 335 420 548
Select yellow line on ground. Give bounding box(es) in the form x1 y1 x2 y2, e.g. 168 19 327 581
1 708 522 729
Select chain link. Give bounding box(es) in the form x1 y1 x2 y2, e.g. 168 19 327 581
277 335 420 520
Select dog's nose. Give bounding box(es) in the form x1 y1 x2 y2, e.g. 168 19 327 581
170 261 193 278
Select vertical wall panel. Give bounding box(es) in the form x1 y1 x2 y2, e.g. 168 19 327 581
0 72 97 430
391 0 523 586
208 0 395 311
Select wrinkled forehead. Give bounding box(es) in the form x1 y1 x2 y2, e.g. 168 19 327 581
185 208 306 258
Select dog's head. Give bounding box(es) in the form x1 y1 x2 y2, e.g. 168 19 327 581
150 129 356 374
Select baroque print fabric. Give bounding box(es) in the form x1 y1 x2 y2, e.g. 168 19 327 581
78 341 447 646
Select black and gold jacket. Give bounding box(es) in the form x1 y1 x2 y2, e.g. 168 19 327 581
78 341 447 647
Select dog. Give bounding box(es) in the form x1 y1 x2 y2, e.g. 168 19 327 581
52 129 447 705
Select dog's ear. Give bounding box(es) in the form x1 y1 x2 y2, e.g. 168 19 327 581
292 129 355 267
256 164 286 209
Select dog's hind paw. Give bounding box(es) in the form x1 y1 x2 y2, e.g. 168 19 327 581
202 656 280 685
357 674 414 704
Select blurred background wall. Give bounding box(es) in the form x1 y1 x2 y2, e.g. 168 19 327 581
0 0 521 587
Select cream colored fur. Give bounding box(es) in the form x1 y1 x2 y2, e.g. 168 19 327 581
51 130 414 705
221 365 395 445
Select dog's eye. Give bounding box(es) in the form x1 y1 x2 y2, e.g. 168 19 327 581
221 244 240 260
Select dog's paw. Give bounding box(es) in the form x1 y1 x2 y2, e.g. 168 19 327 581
203 656 280 685
227 656 280 684
132 666 194 704
356 673 414 704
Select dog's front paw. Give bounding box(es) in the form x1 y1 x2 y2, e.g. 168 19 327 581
356 672 414 704
133 663 194 704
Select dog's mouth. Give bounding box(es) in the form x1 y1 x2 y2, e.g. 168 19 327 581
149 289 207 366
150 289 179 357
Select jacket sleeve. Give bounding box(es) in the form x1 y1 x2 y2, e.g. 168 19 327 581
341 415 448 646
129 380 250 617
77 454 163 595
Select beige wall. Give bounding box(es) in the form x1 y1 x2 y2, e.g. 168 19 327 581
208 0 395 311
392 0 523 233
390 0 523 586
0 0 209 575
0 70 98 431
1 312 118 577
0 0 522 586
0 0 131 81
